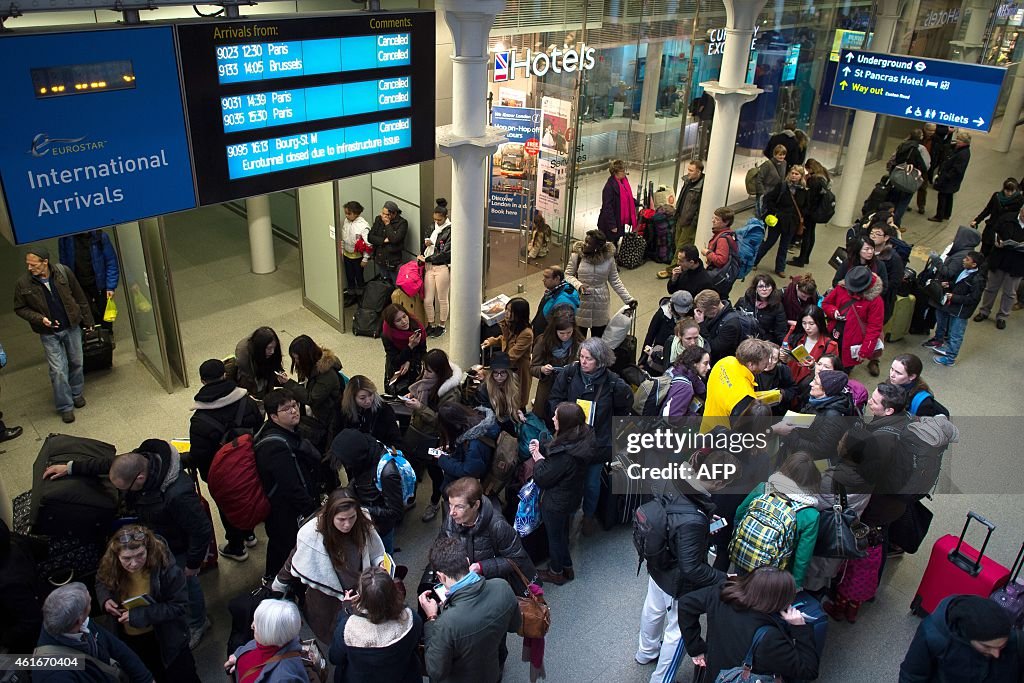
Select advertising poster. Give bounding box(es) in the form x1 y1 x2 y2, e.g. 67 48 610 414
498 87 527 107
540 96 573 156
488 105 540 228
536 158 567 219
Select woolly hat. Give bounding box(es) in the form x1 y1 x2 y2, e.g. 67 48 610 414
26 246 50 261
947 595 1012 642
818 370 848 397
199 359 226 382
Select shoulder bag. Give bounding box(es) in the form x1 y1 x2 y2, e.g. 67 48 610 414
789 188 805 237
814 480 869 559
506 558 551 639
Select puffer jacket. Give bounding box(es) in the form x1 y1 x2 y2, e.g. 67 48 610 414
438 495 537 589
564 241 634 328
534 428 595 514
783 391 857 462
283 347 344 447
368 213 410 268
189 379 263 481
329 430 405 535
648 480 726 598
822 273 885 369
437 408 501 493
531 281 580 335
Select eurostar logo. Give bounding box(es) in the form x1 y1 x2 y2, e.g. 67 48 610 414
29 133 86 157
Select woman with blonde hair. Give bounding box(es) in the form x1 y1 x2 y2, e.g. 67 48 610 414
475 351 524 435
790 158 831 268
754 164 808 279
96 525 200 682
339 375 402 447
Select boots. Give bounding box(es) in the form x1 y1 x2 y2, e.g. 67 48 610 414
845 599 862 623
538 567 574 585
867 359 880 377
823 595 849 622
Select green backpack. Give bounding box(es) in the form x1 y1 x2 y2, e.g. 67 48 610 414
729 492 810 573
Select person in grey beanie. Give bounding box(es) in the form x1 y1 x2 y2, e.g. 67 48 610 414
368 200 409 285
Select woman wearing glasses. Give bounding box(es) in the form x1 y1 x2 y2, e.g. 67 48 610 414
735 273 789 344
96 525 201 682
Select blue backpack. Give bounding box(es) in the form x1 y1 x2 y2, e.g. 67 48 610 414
734 217 767 280
376 447 417 504
518 413 552 460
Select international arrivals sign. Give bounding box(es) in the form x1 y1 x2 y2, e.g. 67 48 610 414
493 44 596 82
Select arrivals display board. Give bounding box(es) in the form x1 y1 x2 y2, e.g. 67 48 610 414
177 12 435 206
0 26 196 243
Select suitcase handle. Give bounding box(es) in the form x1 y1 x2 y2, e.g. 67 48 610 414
1010 542 1024 584
949 511 996 577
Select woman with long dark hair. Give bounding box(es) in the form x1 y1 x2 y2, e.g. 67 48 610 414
272 488 386 643
281 334 344 451
529 402 596 585
783 304 838 387
435 403 500 496
482 297 534 410
233 326 285 399
96 525 200 682
382 303 427 397
339 375 402 448
530 309 582 423
832 235 888 295
735 273 788 343
781 273 819 326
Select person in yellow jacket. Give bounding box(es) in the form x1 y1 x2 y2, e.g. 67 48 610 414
701 339 774 432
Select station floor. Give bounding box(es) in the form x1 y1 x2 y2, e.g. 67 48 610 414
1 119 1023 682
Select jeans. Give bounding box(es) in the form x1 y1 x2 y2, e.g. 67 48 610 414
542 507 573 573
979 269 1023 320
932 310 968 358
582 462 602 518
755 223 793 274
40 327 84 413
173 553 207 632
636 577 687 683
890 189 913 224
377 264 398 285
342 255 365 291
379 528 395 555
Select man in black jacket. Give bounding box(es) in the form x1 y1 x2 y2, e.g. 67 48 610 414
666 245 714 297
190 358 263 561
635 460 738 683
694 289 744 364
254 388 323 581
975 205 1024 330
328 429 405 553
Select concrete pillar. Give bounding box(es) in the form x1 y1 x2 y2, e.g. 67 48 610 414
246 194 276 274
995 64 1024 153
694 0 768 248
638 42 665 125
831 0 903 228
437 0 508 372
950 0 989 63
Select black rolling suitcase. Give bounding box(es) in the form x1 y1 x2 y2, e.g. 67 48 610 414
596 453 647 531
30 434 119 539
82 328 113 373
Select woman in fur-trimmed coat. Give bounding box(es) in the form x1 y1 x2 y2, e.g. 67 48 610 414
564 229 636 335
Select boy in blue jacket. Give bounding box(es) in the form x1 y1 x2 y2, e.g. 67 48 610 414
928 251 983 367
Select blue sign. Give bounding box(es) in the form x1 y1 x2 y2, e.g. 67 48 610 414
492 106 542 143
830 49 1006 131
0 26 196 244
489 106 540 229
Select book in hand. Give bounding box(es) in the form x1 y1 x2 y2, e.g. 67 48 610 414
121 594 155 610
789 345 810 363
783 411 816 429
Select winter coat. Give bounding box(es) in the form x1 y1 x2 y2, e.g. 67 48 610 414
340 214 371 260
989 213 1024 277
900 595 1024 682
679 582 819 683
437 408 501 493
940 227 982 281
939 268 984 319
96 538 190 671
530 335 579 423
663 365 707 418
482 320 534 409
423 577 521 683
597 175 630 241
367 213 410 269
784 333 837 385
783 392 857 462
674 173 705 229
860 413 913 526
274 514 386 643
534 428 595 514
409 362 465 436
781 279 818 323
254 421 323 527
832 256 888 295
423 223 453 267
0 520 43 653
58 231 120 292
14 264 95 334
547 363 633 462
701 356 757 432
34 621 152 683
189 380 263 480
735 476 820 588
382 320 427 384
231 638 309 683
933 145 971 194
736 293 788 344
648 481 727 597
700 301 744 364
338 401 403 449
330 430 405 535
438 495 537 589
876 242 905 310
667 261 714 297
531 281 580 336
764 181 809 237
755 157 787 196
976 190 1023 248
822 273 885 369
233 334 282 400
643 297 683 357
763 129 803 165
754 362 798 415
564 241 634 328
283 348 344 447
330 608 422 683
892 138 929 176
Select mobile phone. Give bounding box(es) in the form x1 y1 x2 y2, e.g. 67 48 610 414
428 447 446 459
433 583 449 603
397 395 414 402
709 518 729 533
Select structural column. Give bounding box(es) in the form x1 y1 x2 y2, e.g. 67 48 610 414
831 0 902 228
246 194 276 274
694 0 768 248
950 0 989 63
437 0 508 371
638 42 665 125
995 64 1024 153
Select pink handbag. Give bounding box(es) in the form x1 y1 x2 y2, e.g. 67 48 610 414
837 543 884 602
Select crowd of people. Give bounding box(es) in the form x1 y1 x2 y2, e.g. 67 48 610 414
2 134 1022 683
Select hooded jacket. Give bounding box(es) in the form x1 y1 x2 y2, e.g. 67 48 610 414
534 427 596 513
189 379 262 480
438 495 537 589
282 347 344 447
643 297 684 359
860 413 914 525
410 362 465 436
940 227 982 280
368 212 410 268
822 273 885 369
329 430 404 535
331 608 423 683
663 365 707 418
532 280 580 335
254 420 323 524
437 407 502 493
564 241 634 328
899 595 1024 682
648 481 726 597
939 267 983 319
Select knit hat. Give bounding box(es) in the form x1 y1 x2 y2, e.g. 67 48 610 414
947 595 1012 642
844 265 872 293
26 246 50 261
670 290 694 315
199 359 226 382
818 370 848 397
383 200 400 214
489 351 513 371
328 429 380 471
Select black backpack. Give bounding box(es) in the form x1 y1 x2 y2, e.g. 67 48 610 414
728 308 763 340
633 495 690 575
810 181 836 224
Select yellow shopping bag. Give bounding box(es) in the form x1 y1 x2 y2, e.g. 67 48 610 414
103 298 118 323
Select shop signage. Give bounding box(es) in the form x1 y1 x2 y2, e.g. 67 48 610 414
830 49 1006 131
919 7 961 28
493 44 596 82
706 27 758 56
997 2 1020 18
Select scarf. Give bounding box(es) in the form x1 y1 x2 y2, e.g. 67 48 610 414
617 176 637 229
581 366 606 393
807 394 835 407
766 472 818 507
383 317 426 352
447 569 484 597
551 337 573 360
755 299 769 310
408 374 438 406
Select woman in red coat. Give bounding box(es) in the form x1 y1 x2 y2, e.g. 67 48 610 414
822 265 884 374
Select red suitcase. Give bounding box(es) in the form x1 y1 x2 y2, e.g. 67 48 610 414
911 511 1011 616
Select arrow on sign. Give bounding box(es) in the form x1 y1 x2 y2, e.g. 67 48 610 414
845 52 855 63
975 117 985 127
840 80 849 90
842 66 851 76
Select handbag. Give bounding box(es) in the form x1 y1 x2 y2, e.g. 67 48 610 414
790 189 805 237
714 624 783 682
887 499 934 554
813 481 868 559
505 558 551 639
836 543 884 602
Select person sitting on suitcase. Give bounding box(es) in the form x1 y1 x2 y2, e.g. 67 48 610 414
13 246 97 424
900 595 1024 683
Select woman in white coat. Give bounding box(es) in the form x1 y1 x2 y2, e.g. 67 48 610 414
564 229 636 337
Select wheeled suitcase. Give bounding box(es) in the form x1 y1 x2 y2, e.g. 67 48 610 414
793 590 828 661
991 542 1024 627
30 434 118 539
911 511 1011 616
884 294 915 341
82 327 113 373
596 453 647 531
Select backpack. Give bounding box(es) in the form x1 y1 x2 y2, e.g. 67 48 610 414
877 415 958 499
908 390 948 417
353 279 395 338
207 434 272 531
890 236 913 263
706 231 741 293
396 261 424 298
650 209 674 263
734 217 767 280
744 165 760 195
729 492 810 573
847 378 869 414
517 413 551 460
861 180 890 218
633 495 691 574
810 181 836 224
376 446 417 505
481 431 521 496
633 372 673 416
728 308 763 340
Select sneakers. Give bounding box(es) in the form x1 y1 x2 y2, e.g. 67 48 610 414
73 395 86 408
934 355 956 367
188 618 211 650
218 543 248 562
931 345 950 356
61 411 75 423
921 338 944 348
421 503 439 522
0 426 23 443
244 534 258 548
